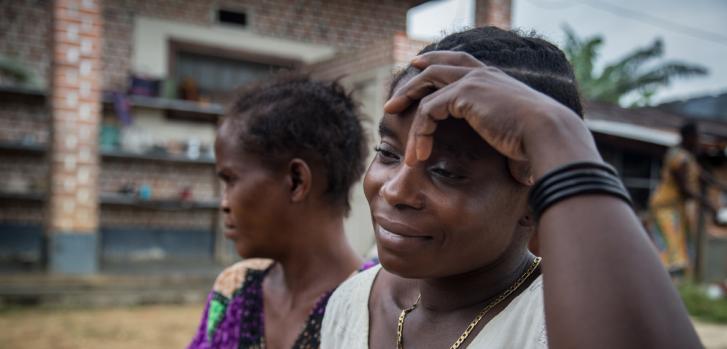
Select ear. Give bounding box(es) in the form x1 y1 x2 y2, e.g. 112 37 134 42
286 158 313 203
507 159 534 187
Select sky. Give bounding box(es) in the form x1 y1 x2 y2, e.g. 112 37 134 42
408 0 727 105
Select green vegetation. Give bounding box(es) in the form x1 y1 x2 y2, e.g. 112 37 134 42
679 282 727 324
561 25 707 106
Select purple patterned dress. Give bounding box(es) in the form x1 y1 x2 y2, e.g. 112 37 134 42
188 258 377 349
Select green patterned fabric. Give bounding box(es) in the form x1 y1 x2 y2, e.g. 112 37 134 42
206 295 228 341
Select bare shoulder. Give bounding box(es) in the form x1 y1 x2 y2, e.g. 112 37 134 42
322 264 382 349
212 258 274 298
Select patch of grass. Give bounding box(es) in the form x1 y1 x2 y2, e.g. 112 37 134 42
679 283 727 324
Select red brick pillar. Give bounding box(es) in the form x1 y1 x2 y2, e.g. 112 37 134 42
47 0 102 274
475 0 512 29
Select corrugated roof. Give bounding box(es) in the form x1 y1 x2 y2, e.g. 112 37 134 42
584 101 727 141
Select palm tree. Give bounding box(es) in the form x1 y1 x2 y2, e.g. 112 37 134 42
562 25 708 106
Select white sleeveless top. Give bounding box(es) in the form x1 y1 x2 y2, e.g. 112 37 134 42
321 264 549 348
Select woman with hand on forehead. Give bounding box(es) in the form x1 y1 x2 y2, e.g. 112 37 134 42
321 27 701 348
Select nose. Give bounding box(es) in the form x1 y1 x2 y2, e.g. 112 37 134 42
220 195 230 214
380 164 425 210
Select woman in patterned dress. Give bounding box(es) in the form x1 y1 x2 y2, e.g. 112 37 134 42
188 76 371 349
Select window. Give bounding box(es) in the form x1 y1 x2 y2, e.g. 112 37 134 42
217 9 248 28
169 41 298 103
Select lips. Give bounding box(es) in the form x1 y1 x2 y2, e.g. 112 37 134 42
374 216 433 253
375 216 432 239
223 221 238 239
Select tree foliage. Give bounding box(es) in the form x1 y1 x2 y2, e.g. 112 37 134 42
562 25 708 106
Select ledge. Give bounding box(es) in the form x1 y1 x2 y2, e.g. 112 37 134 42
0 142 47 155
101 149 215 165
99 193 219 210
0 192 46 202
103 95 224 123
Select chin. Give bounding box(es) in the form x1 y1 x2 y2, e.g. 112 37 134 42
377 247 434 279
233 243 257 260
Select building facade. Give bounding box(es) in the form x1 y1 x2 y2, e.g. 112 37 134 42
0 0 513 274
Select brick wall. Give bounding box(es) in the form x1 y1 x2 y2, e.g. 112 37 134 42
99 161 217 202
48 0 103 234
0 201 45 225
0 0 51 87
100 207 215 230
101 0 419 90
0 98 49 144
475 0 512 29
310 33 428 81
3 0 428 92
3 0 500 270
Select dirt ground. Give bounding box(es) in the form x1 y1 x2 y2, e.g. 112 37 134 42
0 304 726 348
0 304 205 349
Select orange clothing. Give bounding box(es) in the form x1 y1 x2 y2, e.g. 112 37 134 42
649 146 701 272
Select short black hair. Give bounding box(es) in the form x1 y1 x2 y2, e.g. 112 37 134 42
680 121 698 139
224 74 368 213
391 26 584 117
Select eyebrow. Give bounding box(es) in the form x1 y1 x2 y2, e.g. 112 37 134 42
378 120 398 139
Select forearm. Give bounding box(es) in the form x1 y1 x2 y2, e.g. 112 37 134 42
524 110 701 348
539 198 699 348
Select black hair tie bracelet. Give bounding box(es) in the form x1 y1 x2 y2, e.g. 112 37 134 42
528 161 632 221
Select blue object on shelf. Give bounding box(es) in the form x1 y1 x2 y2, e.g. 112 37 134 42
138 184 152 201
128 75 160 97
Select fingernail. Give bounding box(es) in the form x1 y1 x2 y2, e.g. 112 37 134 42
404 152 414 166
416 144 426 161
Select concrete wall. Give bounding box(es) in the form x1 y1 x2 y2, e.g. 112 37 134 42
132 16 336 78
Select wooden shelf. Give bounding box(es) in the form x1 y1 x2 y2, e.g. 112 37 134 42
0 85 222 123
101 149 215 165
0 85 47 102
0 192 219 210
0 192 46 202
103 94 224 123
100 193 219 210
0 86 222 122
0 142 47 155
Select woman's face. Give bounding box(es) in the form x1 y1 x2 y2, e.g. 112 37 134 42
363 79 530 279
215 122 289 258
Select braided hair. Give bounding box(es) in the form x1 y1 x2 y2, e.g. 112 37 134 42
225 74 368 213
391 26 584 117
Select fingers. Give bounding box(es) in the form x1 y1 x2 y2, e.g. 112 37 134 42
384 65 472 114
411 51 484 69
404 110 436 166
404 85 460 166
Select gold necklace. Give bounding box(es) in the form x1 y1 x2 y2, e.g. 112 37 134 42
396 257 542 349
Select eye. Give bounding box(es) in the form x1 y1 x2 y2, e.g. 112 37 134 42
374 144 401 164
429 163 467 181
217 171 236 184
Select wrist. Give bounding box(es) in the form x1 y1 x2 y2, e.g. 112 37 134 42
523 105 603 179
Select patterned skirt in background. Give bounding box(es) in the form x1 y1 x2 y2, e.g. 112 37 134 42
649 203 694 274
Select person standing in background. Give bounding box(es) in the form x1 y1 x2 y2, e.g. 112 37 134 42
649 122 720 276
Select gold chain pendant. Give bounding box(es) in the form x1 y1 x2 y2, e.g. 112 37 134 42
395 257 542 349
